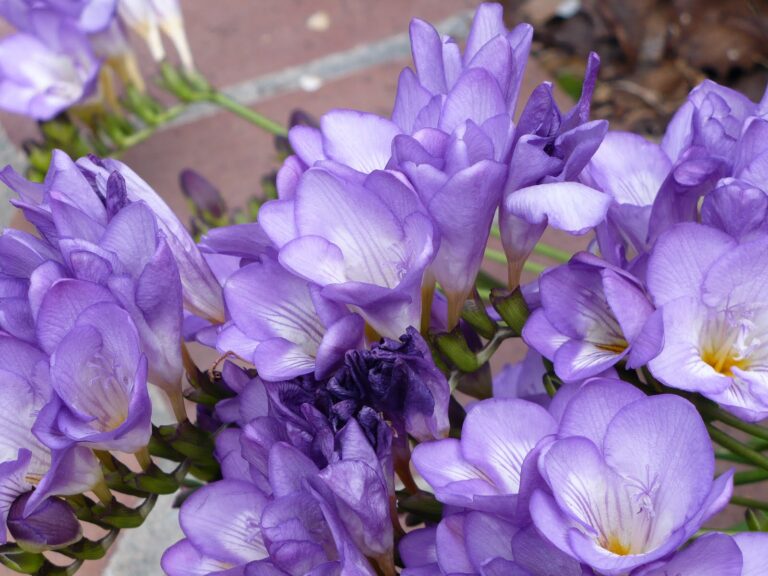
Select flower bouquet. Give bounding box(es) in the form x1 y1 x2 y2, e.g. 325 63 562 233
0 2 766 575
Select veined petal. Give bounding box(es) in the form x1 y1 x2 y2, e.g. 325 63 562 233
180 480 269 566
505 182 611 233
461 398 557 493
647 223 735 306
320 110 400 174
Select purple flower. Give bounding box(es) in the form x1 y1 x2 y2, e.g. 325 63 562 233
260 167 436 339
700 118 768 241
0 1 117 34
76 154 224 323
523 253 654 382
412 396 557 520
7 491 81 553
500 53 610 286
33 282 151 454
400 3 532 123
386 3 532 323
492 349 549 407
0 18 99 119
221 254 364 382
162 479 270 575
1 151 186 405
530 379 733 575
662 80 759 166
646 223 768 421
631 531 768 575
400 518 588 576
0 335 102 517
580 131 672 268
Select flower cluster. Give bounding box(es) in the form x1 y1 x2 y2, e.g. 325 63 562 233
0 0 192 119
0 2 767 575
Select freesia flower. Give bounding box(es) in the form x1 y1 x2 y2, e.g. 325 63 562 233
33 282 151 454
647 223 768 421
0 334 102 519
221 254 364 382
523 253 654 382
260 167 436 339
0 151 187 415
400 519 587 576
0 17 99 119
500 53 611 286
580 131 672 269
412 396 557 520
531 379 733 575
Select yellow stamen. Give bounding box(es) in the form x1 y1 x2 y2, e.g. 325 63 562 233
604 535 632 556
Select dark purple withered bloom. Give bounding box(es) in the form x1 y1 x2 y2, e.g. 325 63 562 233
530 379 733 575
326 326 449 443
500 53 610 286
523 253 654 382
0 16 99 119
260 167 436 339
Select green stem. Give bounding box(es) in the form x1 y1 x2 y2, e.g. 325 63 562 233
208 92 288 136
700 402 768 442
114 104 187 152
707 424 768 472
731 495 768 512
734 468 768 486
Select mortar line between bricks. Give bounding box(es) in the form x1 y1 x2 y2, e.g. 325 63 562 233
165 8 474 129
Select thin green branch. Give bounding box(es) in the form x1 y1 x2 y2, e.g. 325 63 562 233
207 92 288 137
707 424 768 472
731 495 768 512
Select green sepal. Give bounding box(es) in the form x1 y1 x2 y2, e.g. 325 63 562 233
397 490 443 524
433 328 480 373
490 287 529 335
461 288 497 340
0 546 45 574
453 362 493 399
58 530 119 561
746 508 767 531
